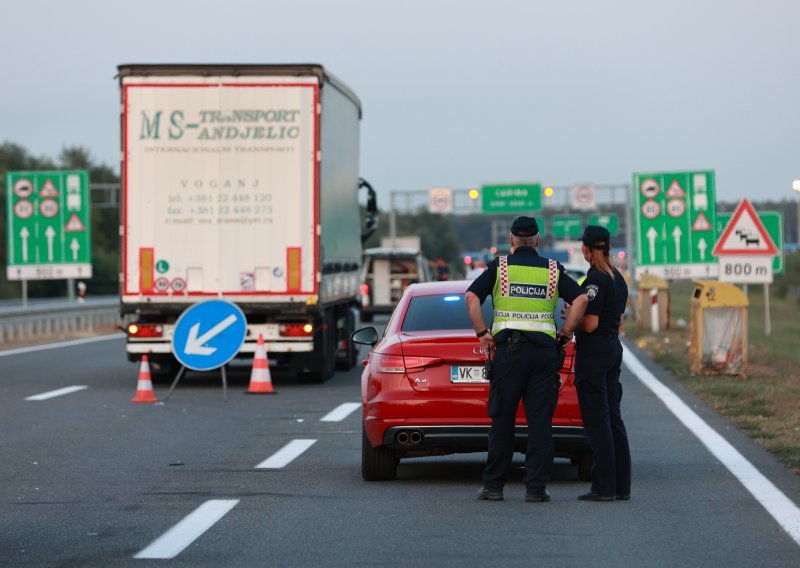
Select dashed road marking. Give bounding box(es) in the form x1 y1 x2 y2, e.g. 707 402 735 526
320 402 360 422
255 439 317 469
134 499 239 559
623 348 800 547
25 385 88 401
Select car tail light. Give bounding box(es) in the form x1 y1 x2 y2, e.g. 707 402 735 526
374 354 406 373
279 323 314 337
403 356 442 372
373 354 441 373
127 323 163 338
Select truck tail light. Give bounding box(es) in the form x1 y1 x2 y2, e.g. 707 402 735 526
360 283 369 297
279 323 314 337
127 323 163 338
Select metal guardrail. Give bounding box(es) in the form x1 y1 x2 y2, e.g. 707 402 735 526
0 298 120 345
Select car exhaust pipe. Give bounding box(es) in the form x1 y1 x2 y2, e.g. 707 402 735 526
396 431 410 445
409 431 423 445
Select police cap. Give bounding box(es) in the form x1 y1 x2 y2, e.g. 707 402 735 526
510 216 539 237
581 225 611 251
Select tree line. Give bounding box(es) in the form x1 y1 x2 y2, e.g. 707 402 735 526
1 141 798 300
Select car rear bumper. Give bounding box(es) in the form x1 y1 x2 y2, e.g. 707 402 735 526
381 425 589 458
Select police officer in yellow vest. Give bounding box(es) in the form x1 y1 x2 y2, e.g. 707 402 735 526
466 216 588 502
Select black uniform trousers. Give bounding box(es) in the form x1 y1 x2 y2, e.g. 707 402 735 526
483 340 559 492
574 336 631 497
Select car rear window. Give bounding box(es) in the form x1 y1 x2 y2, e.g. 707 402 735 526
401 294 494 332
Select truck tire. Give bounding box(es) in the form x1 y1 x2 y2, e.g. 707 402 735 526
336 308 357 372
362 425 398 481
149 355 178 384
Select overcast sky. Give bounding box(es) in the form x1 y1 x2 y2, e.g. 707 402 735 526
1 0 798 206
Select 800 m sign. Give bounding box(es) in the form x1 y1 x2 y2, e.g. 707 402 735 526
718 256 772 284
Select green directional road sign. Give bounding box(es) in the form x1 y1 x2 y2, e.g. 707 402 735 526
633 170 717 279
551 215 583 239
6 170 92 280
482 183 541 214
587 213 619 236
717 210 783 274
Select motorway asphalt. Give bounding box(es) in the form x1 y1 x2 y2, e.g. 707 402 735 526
1 328 799 567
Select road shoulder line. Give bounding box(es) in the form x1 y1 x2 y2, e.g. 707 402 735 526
0 333 124 357
623 348 800 547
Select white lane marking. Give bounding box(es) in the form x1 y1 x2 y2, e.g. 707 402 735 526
134 499 239 559
320 402 360 422
25 385 88 401
255 439 317 469
623 349 800 547
0 333 124 358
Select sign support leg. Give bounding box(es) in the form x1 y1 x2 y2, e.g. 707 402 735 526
21 280 28 307
221 365 228 402
164 366 187 402
67 278 75 302
764 283 771 336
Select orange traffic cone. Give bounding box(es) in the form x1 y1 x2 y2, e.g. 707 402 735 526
247 334 276 394
131 355 159 403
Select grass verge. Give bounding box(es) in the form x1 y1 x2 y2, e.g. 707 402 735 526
624 281 800 474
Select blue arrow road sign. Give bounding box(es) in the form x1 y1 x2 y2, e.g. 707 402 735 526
171 300 247 371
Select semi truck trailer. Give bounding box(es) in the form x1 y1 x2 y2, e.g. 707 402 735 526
118 64 377 381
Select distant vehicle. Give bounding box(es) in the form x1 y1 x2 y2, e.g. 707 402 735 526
352 280 591 481
359 248 431 322
118 64 378 382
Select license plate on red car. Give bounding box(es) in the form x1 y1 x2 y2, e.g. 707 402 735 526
450 365 489 383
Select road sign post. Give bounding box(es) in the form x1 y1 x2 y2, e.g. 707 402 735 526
6 170 92 281
633 170 718 279
167 300 248 401
481 183 541 214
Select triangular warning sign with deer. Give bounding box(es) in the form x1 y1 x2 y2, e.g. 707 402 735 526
712 198 779 256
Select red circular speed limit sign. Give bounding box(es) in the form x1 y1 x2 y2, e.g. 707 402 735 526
666 199 685 218
14 200 34 219
641 200 661 219
39 199 59 218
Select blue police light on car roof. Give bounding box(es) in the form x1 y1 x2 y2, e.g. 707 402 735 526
443 295 462 302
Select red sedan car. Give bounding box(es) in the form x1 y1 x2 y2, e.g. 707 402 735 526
352 280 591 481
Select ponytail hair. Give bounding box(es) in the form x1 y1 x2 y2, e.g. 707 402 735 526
588 248 614 278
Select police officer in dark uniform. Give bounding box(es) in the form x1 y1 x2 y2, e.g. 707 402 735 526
571 225 631 501
466 216 588 502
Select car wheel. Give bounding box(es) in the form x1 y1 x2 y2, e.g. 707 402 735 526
578 452 593 481
362 425 398 481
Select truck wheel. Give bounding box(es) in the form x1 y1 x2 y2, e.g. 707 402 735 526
361 312 373 323
336 309 357 371
362 425 398 481
149 356 178 384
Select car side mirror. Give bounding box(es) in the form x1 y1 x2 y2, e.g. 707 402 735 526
351 327 379 346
